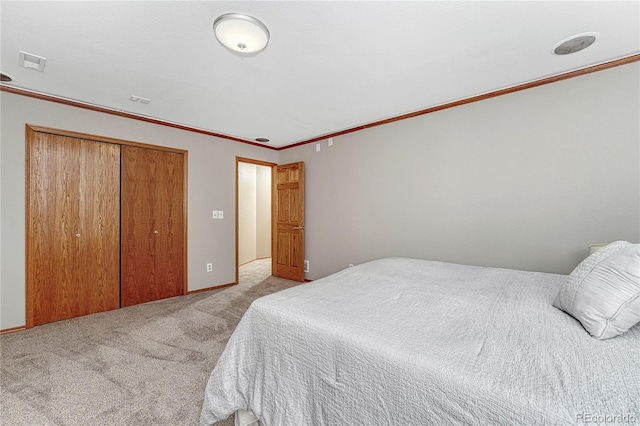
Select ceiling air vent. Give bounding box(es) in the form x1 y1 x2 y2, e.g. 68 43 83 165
18 51 47 72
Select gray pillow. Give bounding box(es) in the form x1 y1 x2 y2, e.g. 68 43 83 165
553 241 640 340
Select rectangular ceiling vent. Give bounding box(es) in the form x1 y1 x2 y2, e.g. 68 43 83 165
18 51 47 72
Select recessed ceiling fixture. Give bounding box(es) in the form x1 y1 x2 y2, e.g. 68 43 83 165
553 32 599 55
213 13 270 53
255 137 270 143
0 72 13 82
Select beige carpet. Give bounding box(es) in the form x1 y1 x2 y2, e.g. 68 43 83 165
0 259 300 425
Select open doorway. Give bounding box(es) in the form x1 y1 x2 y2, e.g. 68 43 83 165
236 157 276 283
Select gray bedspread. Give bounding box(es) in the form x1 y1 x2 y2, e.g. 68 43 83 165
201 257 640 425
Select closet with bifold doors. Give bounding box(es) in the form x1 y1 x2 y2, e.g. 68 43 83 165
120 145 185 307
26 125 187 328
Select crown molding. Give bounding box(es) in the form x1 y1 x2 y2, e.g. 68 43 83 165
279 53 640 150
3 52 638 151
0 85 277 150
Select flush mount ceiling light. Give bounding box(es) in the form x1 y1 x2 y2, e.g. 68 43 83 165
213 13 270 53
552 32 599 55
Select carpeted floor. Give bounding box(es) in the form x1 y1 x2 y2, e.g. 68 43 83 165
0 259 300 426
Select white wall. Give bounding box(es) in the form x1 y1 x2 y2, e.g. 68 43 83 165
256 165 272 259
0 91 278 329
238 162 271 265
279 62 640 279
238 162 258 264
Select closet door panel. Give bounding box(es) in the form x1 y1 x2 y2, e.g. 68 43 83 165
29 134 81 325
78 140 121 315
121 146 185 306
28 132 120 326
121 146 158 306
155 151 184 300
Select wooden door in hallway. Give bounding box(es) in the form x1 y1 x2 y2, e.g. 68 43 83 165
26 128 121 326
273 162 305 282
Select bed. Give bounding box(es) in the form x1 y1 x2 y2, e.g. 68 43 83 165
200 256 640 426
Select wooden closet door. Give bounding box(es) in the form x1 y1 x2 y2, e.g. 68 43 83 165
78 140 121 316
121 146 158 306
154 150 184 300
27 131 120 326
121 146 184 307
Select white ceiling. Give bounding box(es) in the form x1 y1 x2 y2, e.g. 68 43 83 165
1 1 639 148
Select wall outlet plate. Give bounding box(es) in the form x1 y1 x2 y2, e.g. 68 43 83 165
206 263 213 272
304 260 309 273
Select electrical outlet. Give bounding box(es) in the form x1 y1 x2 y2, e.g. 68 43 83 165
219 210 224 219
212 210 219 219
348 263 355 268
206 263 213 272
304 260 309 273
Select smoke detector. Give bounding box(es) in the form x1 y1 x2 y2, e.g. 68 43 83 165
552 33 599 55
18 51 47 72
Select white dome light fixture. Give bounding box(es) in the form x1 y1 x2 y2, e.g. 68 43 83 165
213 13 270 54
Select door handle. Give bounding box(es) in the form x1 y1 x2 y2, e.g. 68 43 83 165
75 233 81 238
153 230 159 234
294 226 305 230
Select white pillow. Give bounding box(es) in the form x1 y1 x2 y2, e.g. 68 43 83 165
553 241 640 340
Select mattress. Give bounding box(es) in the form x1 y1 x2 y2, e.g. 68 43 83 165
200 257 640 425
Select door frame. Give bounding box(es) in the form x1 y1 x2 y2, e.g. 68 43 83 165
235 157 277 285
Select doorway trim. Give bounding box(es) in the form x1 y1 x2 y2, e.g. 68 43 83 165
235 157 277 285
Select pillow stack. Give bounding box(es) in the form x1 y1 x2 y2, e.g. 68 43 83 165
553 241 640 340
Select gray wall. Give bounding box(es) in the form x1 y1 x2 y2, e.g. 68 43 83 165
280 62 640 280
0 91 277 329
